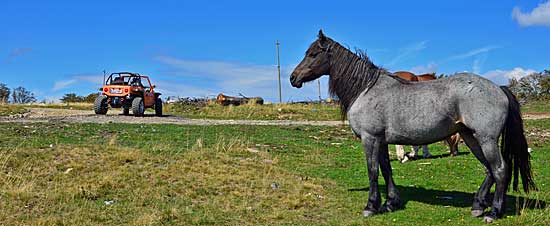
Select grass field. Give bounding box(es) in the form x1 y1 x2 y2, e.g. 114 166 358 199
0 104 28 116
24 102 95 111
165 102 342 121
522 100 550 113
0 98 548 121
1 120 549 225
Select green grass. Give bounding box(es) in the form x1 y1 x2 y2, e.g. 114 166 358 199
1 120 549 225
165 102 342 121
522 100 550 113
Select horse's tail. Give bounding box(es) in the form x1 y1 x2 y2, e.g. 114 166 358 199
500 86 536 193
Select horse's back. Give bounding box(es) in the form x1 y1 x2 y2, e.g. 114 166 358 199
348 72 509 144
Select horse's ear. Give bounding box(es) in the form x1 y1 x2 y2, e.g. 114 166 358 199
318 29 326 41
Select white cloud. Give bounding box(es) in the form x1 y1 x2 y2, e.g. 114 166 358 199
52 79 77 91
472 53 489 74
153 80 218 98
5 47 32 63
482 67 537 85
387 41 428 66
154 56 327 102
512 2 550 27
447 46 500 61
410 62 437 74
42 95 63 103
73 74 104 84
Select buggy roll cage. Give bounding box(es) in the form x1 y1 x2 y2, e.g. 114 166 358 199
105 72 153 88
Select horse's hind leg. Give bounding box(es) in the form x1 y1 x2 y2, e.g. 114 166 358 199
479 140 509 223
445 134 460 156
460 130 494 217
378 143 401 212
461 130 509 222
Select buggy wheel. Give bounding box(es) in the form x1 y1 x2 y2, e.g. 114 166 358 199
132 97 144 116
94 95 108 115
155 98 163 116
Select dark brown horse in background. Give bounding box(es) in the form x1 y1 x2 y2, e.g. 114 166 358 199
393 71 460 162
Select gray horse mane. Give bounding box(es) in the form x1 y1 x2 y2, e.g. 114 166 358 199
327 39 409 119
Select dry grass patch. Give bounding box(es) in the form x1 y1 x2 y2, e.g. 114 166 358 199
28 102 94 110
0 137 332 225
0 104 28 116
165 102 341 121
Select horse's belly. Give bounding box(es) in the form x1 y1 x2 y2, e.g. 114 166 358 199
386 118 457 145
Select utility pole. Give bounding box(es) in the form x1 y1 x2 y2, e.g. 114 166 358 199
317 79 322 102
276 40 282 103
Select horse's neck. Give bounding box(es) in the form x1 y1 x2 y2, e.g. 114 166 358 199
327 48 390 115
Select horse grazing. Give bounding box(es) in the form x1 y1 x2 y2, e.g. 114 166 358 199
290 30 535 223
392 71 461 162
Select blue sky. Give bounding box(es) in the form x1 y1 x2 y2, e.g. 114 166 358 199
1 0 550 102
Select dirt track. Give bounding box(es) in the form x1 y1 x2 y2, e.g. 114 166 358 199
0 108 346 126
1 108 549 126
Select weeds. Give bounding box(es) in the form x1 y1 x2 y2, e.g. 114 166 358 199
0 121 549 225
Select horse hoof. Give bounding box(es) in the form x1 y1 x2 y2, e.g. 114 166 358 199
482 216 495 223
471 210 484 218
424 154 432 158
362 210 377 217
379 204 397 213
400 156 409 163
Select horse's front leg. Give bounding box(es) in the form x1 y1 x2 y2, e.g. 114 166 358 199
407 145 420 158
395 145 405 162
421 145 432 158
379 143 401 212
362 135 382 217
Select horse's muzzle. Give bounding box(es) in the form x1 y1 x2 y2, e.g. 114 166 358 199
290 73 303 88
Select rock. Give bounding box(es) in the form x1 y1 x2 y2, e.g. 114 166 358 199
246 148 260 153
104 200 115 205
64 168 73 174
270 182 280 190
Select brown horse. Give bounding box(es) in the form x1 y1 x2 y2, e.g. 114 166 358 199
394 71 436 81
393 71 460 162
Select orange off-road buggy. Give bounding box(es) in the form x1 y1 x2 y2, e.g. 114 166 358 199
94 72 162 116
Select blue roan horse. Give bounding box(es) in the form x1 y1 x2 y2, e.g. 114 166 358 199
290 30 536 223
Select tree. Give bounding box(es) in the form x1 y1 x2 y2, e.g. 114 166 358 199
60 93 84 103
437 73 450 79
83 93 99 103
540 76 550 98
11 86 36 104
0 83 9 103
511 70 550 100
508 78 520 97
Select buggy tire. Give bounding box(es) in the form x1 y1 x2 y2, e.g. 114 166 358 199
155 98 163 116
94 95 108 115
132 97 144 116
